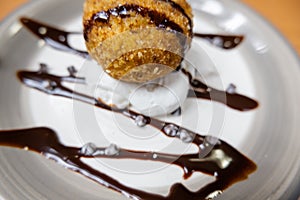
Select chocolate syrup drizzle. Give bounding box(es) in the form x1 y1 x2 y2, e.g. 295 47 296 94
20 18 90 59
193 33 244 50
84 0 194 40
182 69 259 111
159 0 193 28
6 64 256 199
19 17 256 111
0 126 256 200
84 4 187 41
20 17 243 57
7 17 259 199
17 63 257 112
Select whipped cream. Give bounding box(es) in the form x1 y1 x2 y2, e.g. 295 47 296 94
91 62 194 117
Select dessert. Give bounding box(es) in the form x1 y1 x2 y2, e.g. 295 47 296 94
83 0 193 82
7 0 259 197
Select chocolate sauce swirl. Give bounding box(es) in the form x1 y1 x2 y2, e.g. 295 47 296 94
20 18 90 59
193 33 244 50
84 0 195 36
182 69 259 111
12 16 258 199
159 0 193 28
0 127 256 200
2 68 257 200
20 17 243 55
84 4 187 42
19 17 253 112
17 64 258 112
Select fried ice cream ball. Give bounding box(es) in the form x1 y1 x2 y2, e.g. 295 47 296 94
83 0 193 82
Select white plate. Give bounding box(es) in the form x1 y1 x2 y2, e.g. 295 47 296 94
0 0 300 199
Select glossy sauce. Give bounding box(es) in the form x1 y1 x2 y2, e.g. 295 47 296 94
83 0 194 40
182 69 259 111
0 113 256 200
193 33 244 50
15 64 257 199
20 18 90 59
20 17 243 54
83 4 187 42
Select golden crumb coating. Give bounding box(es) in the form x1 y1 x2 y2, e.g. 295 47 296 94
83 0 193 82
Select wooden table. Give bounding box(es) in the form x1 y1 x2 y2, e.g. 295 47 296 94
0 0 299 55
